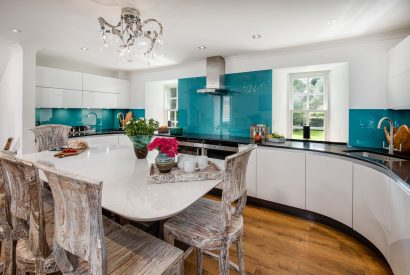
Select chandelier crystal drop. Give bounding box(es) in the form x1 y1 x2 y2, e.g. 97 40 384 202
98 7 163 61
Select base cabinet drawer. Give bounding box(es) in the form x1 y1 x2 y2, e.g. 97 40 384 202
256 147 305 209
306 153 353 227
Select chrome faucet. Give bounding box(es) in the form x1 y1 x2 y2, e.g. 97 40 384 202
377 117 395 154
117 112 125 130
87 112 98 129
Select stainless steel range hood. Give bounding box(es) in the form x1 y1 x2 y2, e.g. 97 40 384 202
197 56 228 95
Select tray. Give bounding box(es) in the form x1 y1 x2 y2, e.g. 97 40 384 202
54 148 86 158
148 160 224 184
267 137 286 143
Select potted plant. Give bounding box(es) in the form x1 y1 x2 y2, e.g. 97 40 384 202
148 137 178 173
125 118 159 159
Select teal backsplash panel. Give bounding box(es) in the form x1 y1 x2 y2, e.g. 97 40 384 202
36 108 145 130
178 70 272 137
349 109 410 148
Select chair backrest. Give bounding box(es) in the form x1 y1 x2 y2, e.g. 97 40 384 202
30 124 72 152
220 144 256 232
36 161 106 275
0 150 50 257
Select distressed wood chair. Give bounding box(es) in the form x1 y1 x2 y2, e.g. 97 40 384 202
164 144 257 275
0 156 12 274
0 150 56 274
30 124 72 152
35 161 185 275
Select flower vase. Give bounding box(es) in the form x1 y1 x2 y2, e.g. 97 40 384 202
155 152 175 173
128 135 153 159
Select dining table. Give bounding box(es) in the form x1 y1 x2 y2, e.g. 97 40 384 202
21 144 224 222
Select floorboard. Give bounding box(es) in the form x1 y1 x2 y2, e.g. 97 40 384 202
183 196 392 275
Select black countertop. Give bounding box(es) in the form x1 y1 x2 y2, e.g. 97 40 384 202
70 129 410 185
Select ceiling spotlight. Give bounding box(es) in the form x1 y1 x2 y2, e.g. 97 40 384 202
198 46 206 50
328 19 338 24
80 47 89 51
10 28 22 33
252 34 262 39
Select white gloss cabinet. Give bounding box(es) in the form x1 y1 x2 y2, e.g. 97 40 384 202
82 91 119 109
306 153 353 227
256 147 305 209
389 179 410 275
388 35 410 109
36 87 83 108
239 144 257 197
71 135 119 145
83 73 120 93
36 66 82 90
353 163 391 259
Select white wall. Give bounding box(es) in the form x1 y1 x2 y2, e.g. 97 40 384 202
0 44 23 152
145 79 177 126
130 32 407 109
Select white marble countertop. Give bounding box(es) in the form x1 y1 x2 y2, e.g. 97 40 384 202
21 144 223 222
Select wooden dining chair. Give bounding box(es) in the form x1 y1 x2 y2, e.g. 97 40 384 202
30 124 72 152
0 156 12 274
0 150 56 275
164 144 257 275
35 161 185 275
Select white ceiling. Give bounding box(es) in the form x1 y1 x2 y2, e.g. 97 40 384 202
0 0 409 72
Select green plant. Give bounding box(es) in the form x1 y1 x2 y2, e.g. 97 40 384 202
124 118 159 136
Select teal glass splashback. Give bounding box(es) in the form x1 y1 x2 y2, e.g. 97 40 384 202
35 108 145 130
349 109 410 148
178 70 272 137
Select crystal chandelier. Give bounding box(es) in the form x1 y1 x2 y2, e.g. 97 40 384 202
98 7 163 60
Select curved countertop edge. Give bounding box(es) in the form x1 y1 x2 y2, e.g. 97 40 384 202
69 130 410 187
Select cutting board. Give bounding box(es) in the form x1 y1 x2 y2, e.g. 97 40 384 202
54 148 86 158
384 125 410 153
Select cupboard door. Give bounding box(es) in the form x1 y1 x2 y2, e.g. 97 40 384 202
388 71 410 109
36 66 82 90
239 144 257 197
389 179 410 275
83 91 119 109
256 147 305 209
36 87 82 108
306 153 353 227
353 164 390 258
83 73 119 93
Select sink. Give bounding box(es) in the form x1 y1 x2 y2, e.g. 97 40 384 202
345 150 407 162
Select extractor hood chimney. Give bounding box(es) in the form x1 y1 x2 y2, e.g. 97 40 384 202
197 56 227 95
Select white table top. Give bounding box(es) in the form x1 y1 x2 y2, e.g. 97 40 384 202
21 144 223 222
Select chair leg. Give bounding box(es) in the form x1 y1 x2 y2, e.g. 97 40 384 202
3 239 14 275
236 235 245 275
219 246 230 275
196 248 202 275
164 227 174 246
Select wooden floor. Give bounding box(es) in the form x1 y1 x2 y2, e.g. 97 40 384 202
183 197 392 275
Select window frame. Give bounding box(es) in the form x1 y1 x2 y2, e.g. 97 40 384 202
165 85 178 127
288 71 330 141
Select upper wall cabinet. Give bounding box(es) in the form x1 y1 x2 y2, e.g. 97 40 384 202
83 73 120 93
36 87 83 108
388 35 410 109
36 66 82 90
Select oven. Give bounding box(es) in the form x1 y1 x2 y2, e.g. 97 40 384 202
176 137 238 160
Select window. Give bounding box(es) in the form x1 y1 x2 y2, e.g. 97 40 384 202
289 72 329 141
165 85 178 127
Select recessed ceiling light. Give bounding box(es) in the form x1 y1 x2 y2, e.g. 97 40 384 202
328 19 338 24
10 28 22 33
198 46 206 50
80 47 89 51
252 34 262 39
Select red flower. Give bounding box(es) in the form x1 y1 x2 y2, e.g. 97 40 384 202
148 138 179 158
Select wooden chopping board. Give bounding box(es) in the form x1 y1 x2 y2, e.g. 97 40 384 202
384 125 410 153
54 148 86 158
